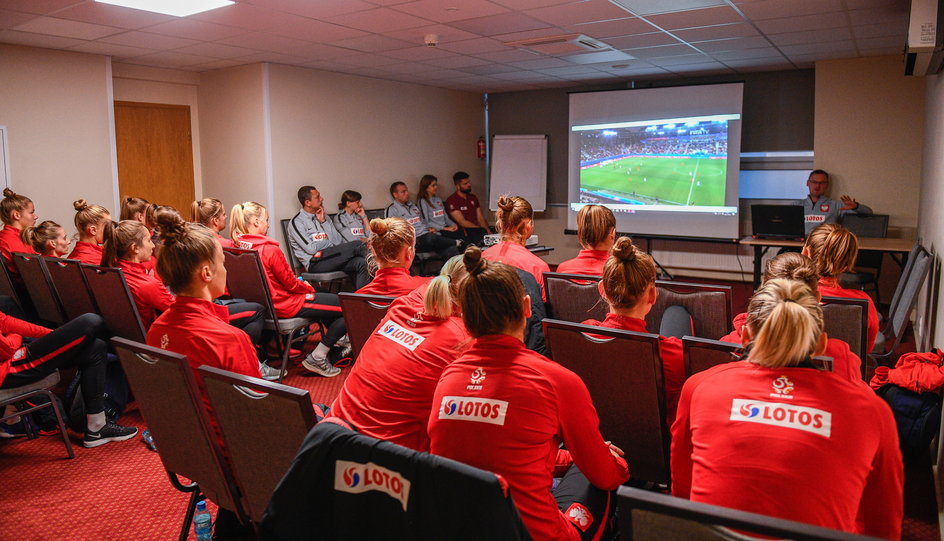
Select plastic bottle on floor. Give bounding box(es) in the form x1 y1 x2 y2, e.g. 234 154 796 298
194 500 212 541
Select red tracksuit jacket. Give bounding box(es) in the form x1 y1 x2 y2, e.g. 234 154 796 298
118 259 174 330
356 267 431 297
0 226 35 278
330 295 470 451
556 249 608 276
720 312 863 383
235 234 314 318
582 313 685 423
428 334 629 541
671 360 903 539
482 241 550 301
67 241 103 265
0 312 51 385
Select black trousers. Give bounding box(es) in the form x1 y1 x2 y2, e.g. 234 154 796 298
1 313 107 416
222 301 265 346
307 241 370 289
554 464 618 541
293 293 346 348
416 232 460 259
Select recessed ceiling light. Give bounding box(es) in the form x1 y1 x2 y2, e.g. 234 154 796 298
95 0 234 17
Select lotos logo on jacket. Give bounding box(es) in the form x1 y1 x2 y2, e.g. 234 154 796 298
805 215 825 223
311 232 328 241
730 399 831 437
237 240 253 250
439 396 508 426
350 227 364 236
334 460 411 511
377 320 425 351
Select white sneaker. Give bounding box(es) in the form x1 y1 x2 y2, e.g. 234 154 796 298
302 355 341 377
259 362 287 381
336 334 351 348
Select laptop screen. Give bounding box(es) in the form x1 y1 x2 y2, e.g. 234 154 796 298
751 205 805 239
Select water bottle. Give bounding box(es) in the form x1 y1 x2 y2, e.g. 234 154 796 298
193 500 212 541
141 429 156 451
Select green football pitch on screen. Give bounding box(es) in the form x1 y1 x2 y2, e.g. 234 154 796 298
580 156 727 207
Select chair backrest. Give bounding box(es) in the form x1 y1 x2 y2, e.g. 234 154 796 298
279 217 306 274
44 257 99 321
841 214 889 238
11 252 64 325
111 337 244 517
647 280 733 340
542 318 670 485
886 243 923 329
821 296 869 363
338 292 396 359
885 246 931 347
682 336 740 378
199 365 317 523
617 486 878 541
365 208 386 221
260 419 531 540
0 253 22 311
81 264 146 342
222 247 278 322
543 271 606 323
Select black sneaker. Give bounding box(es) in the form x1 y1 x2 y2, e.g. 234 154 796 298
83 421 138 448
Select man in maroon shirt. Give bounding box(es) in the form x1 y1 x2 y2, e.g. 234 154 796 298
445 171 491 246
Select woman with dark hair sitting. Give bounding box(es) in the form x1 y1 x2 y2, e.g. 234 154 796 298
333 190 372 243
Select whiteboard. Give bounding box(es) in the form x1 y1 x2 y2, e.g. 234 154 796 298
489 134 547 212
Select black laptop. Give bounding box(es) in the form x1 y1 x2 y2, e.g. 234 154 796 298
751 204 805 240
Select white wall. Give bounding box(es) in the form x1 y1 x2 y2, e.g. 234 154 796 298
0 44 116 232
917 74 944 350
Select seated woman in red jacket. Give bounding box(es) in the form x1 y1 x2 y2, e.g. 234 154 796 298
557 204 615 276
69 200 110 264
720 252 862 383
332 255 468 452
581 236 685 423
671 278 902 539
230 201 344 378
803 223 878 352
191 198 232 248
0 311 136 447
25 220 70 258
101 219 170 330
482 195 549 301
0 188 38 280
357 217 431 297
428 247 629 541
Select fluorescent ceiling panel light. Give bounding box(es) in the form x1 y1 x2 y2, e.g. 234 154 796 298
608 0 726 16
95 0 234 17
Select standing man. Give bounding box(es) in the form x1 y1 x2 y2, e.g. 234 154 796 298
445 171 492 246
386 182 459 263
288 186 370 289
802 169 872 234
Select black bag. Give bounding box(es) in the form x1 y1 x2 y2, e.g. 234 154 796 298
875 383 942 464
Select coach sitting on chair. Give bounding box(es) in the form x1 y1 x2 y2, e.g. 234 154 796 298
288 185 370 289
802 169 872 234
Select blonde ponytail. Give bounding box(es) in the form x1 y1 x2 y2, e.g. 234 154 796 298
746 278 824 368
423 254 468 318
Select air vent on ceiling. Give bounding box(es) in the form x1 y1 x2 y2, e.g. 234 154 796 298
504 34 611 55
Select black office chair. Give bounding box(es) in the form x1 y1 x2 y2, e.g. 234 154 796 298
839 214 889 304
279 218 350 292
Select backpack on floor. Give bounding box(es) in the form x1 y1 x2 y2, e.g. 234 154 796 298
875 383 942 464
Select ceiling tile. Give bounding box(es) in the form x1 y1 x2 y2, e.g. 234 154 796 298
218 32 317 55
666 65 734 76
852 21 908 39
101 30 200 50
858 46 903 56
647 53 711 65
126 51 217 68
724 56 793 68
332 53 401 67
251 0 377 19
14 16 123 40
459 63 521 75
623 42 695 58
843 0 904 9
733 61 799 72
609 0 728 17
173 42 257 60
328 33 416 53
856 35 904 49
416 68 475 79
737 0 844 21
492 27 575 43
847 7 908 26
526 0 632 26
474 48 542 62
284 42 356 60
490 70 563 82
672 22 758 42
567 16 657 38
644 5 743 29
328 7 433 33
382 24 481 45
0 28 84 48
691 35 771 52
50 2 175 29
436 36 508 54
422 54 490 68
779 40 856 56
383 45 457 61
536 64 601 75
66 40 157 58
753 12 849 34
189 58 247 71
786 50 853 62
268 17 369 42
392 0 511 23
658 59 728 69
607 31 680 49
0 8 35 30
509 56 574 69
712 46 782 59
450 12 551 36
229 51 308 64
143 19 246 42
371 62 440 74
0 0 83 15
767 28 853 46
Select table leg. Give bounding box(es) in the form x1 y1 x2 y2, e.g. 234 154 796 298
753 245 763 290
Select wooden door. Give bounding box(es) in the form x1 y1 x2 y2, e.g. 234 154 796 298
114 101 195 216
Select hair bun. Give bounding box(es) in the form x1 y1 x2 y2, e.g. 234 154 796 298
155 207 186 244
369 217 388 237
73 199 89 211
496 195 514 213
611 236 637 262
2 188 14 198
462 245 487 276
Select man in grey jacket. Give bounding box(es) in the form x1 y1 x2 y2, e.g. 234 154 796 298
802 169 872 234
386 181 459 262
288 186 369 288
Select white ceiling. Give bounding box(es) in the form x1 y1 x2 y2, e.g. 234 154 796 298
0 0 910 92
